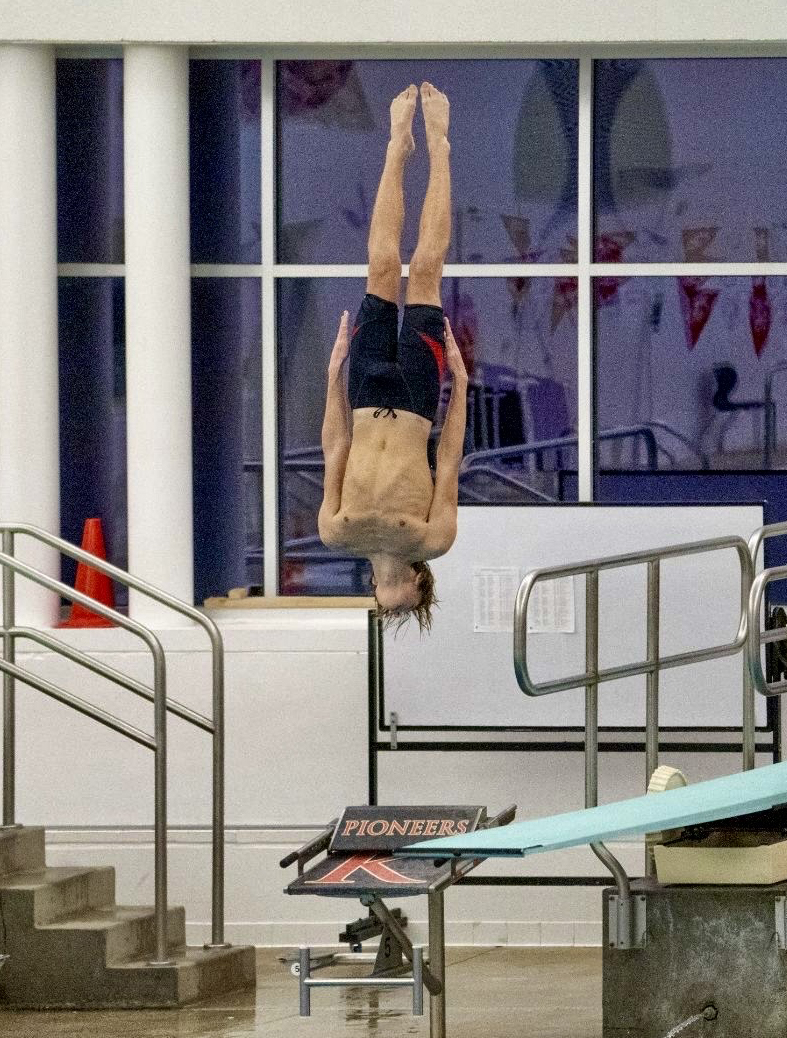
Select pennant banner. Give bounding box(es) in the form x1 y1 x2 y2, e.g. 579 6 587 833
677 276 719 350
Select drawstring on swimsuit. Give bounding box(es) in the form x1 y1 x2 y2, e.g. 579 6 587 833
373 406 398 418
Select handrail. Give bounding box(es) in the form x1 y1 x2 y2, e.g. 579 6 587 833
458 466 556 503
0 543 172 964
748 566 787 697
514 535 752 699
11 627 214 734
1 520 229 953
644 421 710 469
747 521 787 699
512 533 754 893
748 519 787 567
0 658 156 750
461 425 660 473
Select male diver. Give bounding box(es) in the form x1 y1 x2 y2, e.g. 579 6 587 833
318 82 468 631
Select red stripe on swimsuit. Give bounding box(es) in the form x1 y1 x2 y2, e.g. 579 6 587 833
416 331 446 380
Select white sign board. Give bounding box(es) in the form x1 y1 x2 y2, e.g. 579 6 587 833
384 504 765 729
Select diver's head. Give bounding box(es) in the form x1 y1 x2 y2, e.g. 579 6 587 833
369 555 437 634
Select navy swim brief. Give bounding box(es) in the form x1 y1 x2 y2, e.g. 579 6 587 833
347 292 446 423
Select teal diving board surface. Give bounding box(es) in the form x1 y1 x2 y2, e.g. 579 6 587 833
403 762 787 859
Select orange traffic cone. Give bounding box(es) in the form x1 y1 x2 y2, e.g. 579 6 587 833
58 518 116 628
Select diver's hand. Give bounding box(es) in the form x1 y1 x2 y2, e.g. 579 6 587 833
328 310 350 375
444 316 467 382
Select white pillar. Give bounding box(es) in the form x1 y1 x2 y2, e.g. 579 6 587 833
0 45 60 627
124 46 193 624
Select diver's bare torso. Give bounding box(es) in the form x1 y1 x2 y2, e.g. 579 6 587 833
321 408 440 560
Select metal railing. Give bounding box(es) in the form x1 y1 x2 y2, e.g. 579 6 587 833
748 520 787 697
461 422 709 476
458 466 557 504
0 523 228 964
512 534 755 886
461 425 660 474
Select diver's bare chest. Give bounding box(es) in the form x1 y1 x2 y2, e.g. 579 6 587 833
334 510 426 556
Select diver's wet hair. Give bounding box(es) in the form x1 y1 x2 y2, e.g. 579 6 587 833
372 561 438 636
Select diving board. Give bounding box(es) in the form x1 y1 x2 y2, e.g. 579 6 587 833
403 761 787 859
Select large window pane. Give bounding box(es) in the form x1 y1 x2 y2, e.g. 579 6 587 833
594 59 787 263
58 277 127 604
192 277 262 603
277 60 578 264
190 60 261 264
278 276 578 594
56 59 124 263
595 275 787 472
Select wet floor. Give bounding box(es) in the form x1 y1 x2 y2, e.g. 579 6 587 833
0 947 602 1038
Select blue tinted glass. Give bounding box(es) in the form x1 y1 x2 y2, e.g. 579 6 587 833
594 59 787 262
279 276 577 595
595 275 787 472
190 61 261 264
58 277 127 603
56 59 124 263
277 60 578 264
192 277 262 603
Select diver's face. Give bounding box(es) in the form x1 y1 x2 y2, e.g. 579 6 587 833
372 571 420 615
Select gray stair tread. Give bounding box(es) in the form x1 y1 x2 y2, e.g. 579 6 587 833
113 944 254 971
0 865 110 889
41 905 182 930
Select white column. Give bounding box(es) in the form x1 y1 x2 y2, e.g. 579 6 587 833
0 45 60 627
124 46 193 624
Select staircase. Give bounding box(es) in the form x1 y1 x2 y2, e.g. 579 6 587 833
0 827 255 1009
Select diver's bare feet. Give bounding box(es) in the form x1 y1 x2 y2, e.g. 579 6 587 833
389 84 417 158
420 81 450 152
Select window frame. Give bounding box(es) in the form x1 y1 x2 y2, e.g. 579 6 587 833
57 44 787 594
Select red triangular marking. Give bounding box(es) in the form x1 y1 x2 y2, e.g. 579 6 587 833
305 853 414 886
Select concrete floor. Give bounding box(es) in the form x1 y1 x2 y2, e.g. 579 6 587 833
0 947 602 1038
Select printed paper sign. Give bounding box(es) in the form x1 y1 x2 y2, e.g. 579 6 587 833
472 568 520 633
526 575 575 633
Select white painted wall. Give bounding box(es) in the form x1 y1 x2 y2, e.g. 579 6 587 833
3 0 787 47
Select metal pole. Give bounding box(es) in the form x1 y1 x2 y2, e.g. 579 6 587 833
299 946 311 1016
428 891 446 1038
149 645 172 966
584 568 635 939
645 560 661 877
412 946 424 1016
207 632 228 947
585 570 599 808
645 560 660 787
2 530 15 828
368 611 379 806
742 561 756 772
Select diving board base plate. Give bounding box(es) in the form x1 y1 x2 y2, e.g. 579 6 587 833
603 879 787 1038
606 893 647 950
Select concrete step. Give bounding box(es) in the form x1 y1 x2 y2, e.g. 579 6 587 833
0 826 257 1009
106 944 258 1008
0 826 46 877
41 903 187 964
0 942 257 1009
0 865 116 925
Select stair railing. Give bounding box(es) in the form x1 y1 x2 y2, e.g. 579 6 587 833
512 533 754 886
747 520 787 701
0 522 228 963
